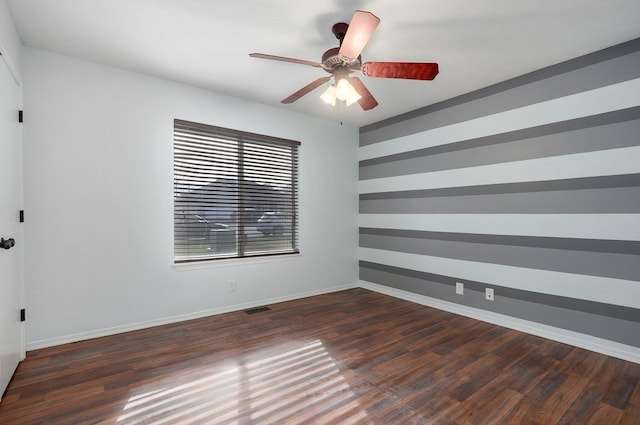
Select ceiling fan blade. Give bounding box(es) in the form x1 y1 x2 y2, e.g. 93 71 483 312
339 10 380 61
362 62 439 80
249 53 327 69
281 76 332 104
350 77 379 111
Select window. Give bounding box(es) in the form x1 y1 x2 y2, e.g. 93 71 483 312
173 119 299 263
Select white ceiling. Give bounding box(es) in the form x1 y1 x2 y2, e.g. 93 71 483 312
6 0 640 127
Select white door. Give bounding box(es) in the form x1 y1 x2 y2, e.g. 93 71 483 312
0 54 23 399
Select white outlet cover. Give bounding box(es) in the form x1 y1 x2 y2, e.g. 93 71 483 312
456 282 464 295
486 288 494 301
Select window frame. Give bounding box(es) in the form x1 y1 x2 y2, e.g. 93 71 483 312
173 119 300 264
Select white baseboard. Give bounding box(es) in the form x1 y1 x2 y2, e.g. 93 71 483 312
26 283 358 351
359 280 640 364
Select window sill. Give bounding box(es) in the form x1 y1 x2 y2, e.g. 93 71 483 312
173 252 302 271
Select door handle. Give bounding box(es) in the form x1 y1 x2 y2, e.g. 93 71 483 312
1 237 15 250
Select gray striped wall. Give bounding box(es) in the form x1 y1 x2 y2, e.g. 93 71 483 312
358 38 640 349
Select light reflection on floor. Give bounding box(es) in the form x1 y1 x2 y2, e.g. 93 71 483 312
117 340 371 424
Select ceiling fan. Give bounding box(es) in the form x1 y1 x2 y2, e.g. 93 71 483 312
249 10 439 111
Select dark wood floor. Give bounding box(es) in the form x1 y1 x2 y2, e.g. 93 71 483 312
1 288 639 424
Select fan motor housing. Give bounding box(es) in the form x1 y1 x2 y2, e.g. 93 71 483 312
322 47 361 72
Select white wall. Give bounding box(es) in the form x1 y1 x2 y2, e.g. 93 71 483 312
22 47 359 348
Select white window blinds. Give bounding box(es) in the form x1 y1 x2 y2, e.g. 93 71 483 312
174 119 299 262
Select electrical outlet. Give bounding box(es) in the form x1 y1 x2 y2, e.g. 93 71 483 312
456 282 464 295
486 288 494 301
228 280 237 292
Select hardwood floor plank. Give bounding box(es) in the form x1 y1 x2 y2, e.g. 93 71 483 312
601 362 640 410
1 288 639 424
536 374 591 424
584 402 623 425
525 369 569 402
619 381 640 425
552 381 605 424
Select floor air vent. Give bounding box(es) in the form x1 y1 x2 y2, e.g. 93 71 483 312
244 306 272 315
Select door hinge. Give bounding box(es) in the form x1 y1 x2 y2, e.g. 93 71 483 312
18 110 23 123
20 308 26 322
19 210 24 223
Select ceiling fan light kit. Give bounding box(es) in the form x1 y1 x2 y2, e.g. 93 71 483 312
321 69 362 106
249 10 439 111
320 84 337 106
336 78 362 106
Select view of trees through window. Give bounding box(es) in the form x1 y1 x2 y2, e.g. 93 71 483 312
173 120 299 262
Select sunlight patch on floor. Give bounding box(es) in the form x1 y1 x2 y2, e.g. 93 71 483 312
117 339 372 424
